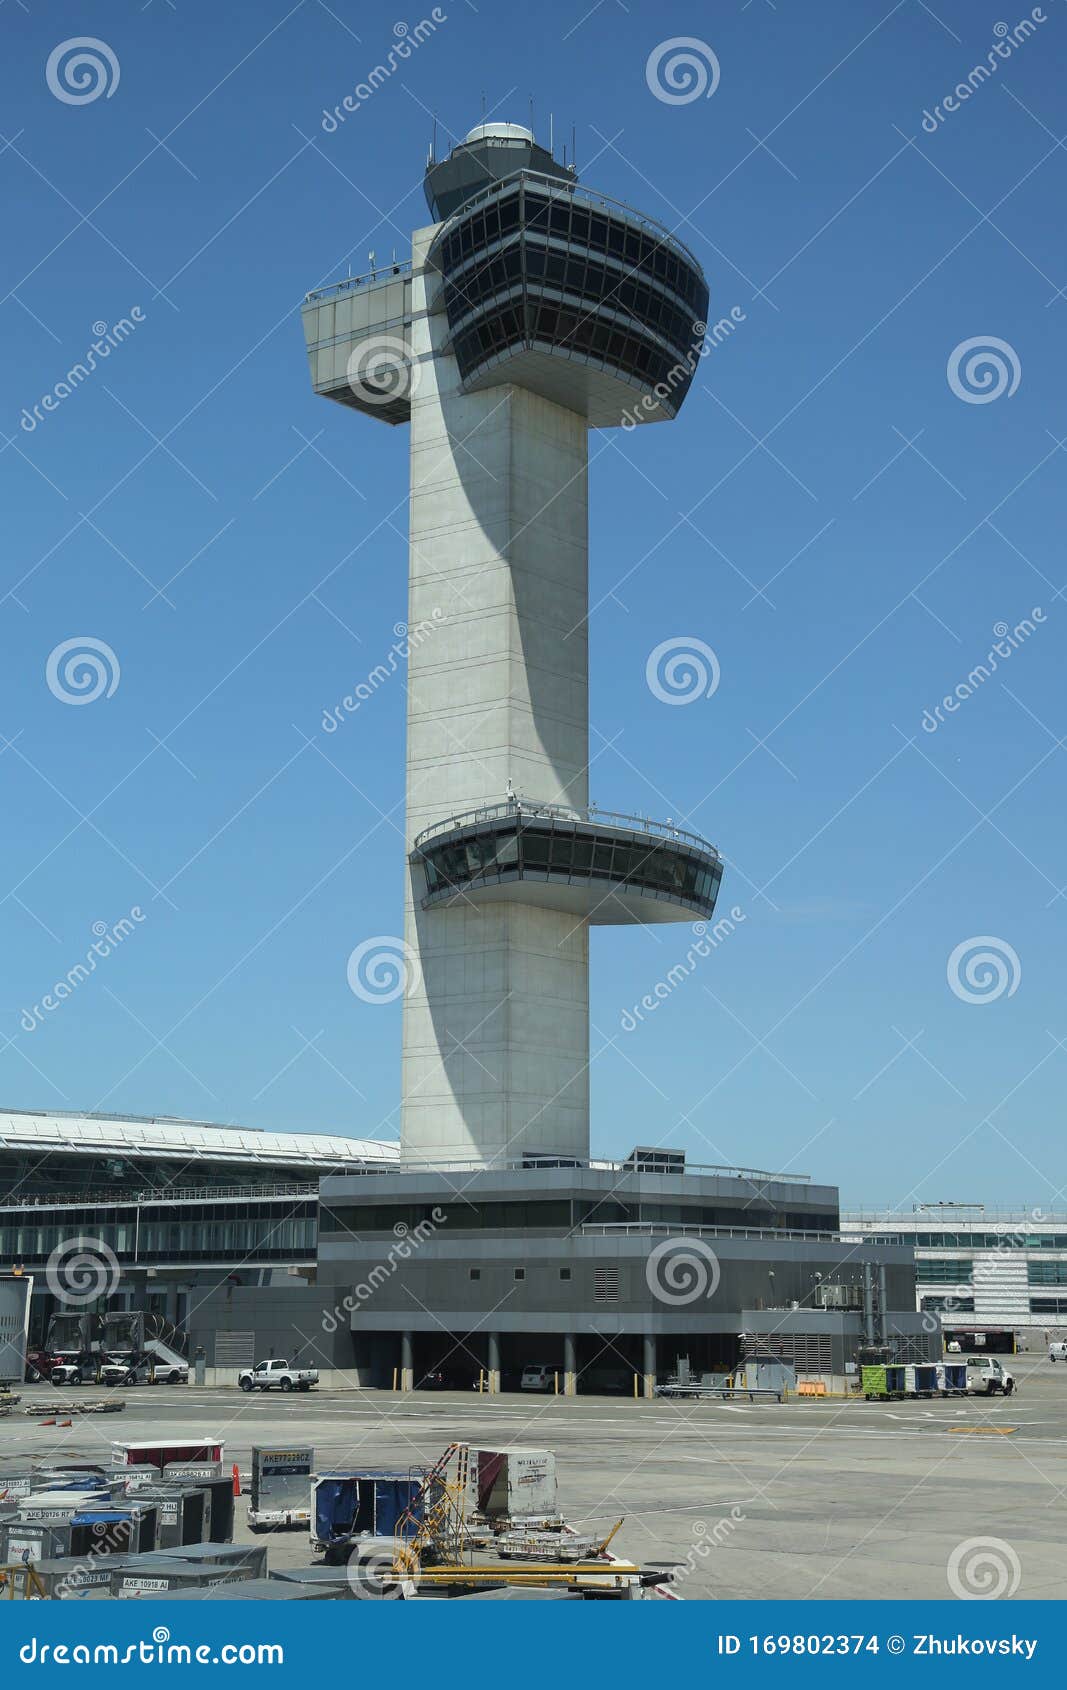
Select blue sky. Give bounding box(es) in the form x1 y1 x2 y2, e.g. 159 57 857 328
1 0 1064 1208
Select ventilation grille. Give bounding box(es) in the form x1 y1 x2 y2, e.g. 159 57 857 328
214 1331 255 1368
594 1266 620 1303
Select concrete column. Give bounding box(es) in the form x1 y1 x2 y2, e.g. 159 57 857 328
487 1331 501 1396
642 1333 657 1401
563 1332 577 1398
400 226 590 1167
400 1330 414 1393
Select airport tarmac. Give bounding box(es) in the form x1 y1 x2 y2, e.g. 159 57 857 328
6 1356 1066 1600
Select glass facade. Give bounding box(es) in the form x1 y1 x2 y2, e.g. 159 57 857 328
418 815 722 920
430 178 709 413
1028 1261 1067 1284
0 1150 337 1203
321 1200 838 1235
0 1199 317 1266
915 1259 974 1282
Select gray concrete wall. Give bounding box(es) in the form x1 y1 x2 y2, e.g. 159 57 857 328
401 224 590 1166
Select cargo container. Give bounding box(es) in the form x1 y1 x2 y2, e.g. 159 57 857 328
112 1438 224 1470
139 1541 268 1578
69 1507 158 1557
472 1448 558 1522
123 1487 205 1550
249 1445 315 1530
311 1471 424 1560
111 1560 253 1598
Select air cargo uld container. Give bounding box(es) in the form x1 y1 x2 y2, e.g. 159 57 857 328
112 1437 224 1472
111 1560 254 1597
24 1557 116 1599
138 1540 268 1578
472 1449 558 1521
163 1579 338 1601
0 1521 72 1563
18 1490 110 1525
125 1487 205 1550
163 1465 234 1542
249 1445 315 1529
69 1507 157 1557
311 1470 424 1560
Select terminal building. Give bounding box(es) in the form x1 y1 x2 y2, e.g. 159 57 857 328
4 123 934 1392
843 1207 1067 1347
0 1108 396 1344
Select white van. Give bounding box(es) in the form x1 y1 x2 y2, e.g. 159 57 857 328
1049 1341 1067 1362
520 1364 554 1392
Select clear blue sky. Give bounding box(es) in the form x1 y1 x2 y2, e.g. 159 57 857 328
2 0 1064 1208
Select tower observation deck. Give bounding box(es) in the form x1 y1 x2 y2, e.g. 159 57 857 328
302 122 720 1167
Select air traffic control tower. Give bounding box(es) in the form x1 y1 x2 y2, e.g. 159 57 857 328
302 123 722 1168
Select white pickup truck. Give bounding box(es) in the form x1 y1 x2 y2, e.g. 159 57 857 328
238 1359 319 1393
958 1355 1016 1395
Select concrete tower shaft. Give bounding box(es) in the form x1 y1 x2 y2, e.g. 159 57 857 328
301 127 723 1170
402 224 590 1165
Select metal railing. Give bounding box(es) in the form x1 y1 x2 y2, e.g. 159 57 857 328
306 258 413 305
0 1180 320 1212
581 1221 839 1243
414 796 717 857
428 168 704 271
337 1157 809 1184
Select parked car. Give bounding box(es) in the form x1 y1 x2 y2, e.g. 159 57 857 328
1049 1341 1067 1363
238 1358 319 1393
520 1364 554 1392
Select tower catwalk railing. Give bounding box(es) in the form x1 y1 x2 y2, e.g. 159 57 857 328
414 797 718 857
